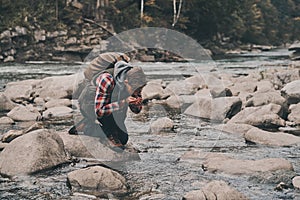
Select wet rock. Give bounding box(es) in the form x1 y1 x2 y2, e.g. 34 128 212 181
181 151 293 175
292 176 300 189
281 80 300 104
203 155 293 175
0 129 69 177
141 80 164 100
214 123 254 137
245 127 300 146
7 105 41 121
1 130 24 143
0 116 14 124
42 106 73 120
58 132 140 161
229 103 286 128
35 74 76 99
67 166 127 196
149 117 174 134
164 80 197 96
4 79 40 101
24 122 44 133
245 91 286 107
0 92 16 111
184 97 242 122
45 98 72 108
183 180 249 200
288 103 300 125
165 95 197 110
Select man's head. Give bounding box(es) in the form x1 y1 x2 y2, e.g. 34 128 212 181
124 66 147 96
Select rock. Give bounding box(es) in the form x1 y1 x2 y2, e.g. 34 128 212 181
203 154 293 175
210 87 232 98
141 80 164 100
0 92 15 112
181 150 293 175
165 95 197 110
45 98 72 108
139 55 155 62
214 123 254 137
281 80 300 104
149 117 174 134
229 103 286 128
249 170 296 185
4 79 40 101
3 56 14 62
292 176 300 189
0 129 69 177
58 132 140 161
0 116 14 124
34 30 46 42
14 26 27 36
288 103 300 125
245 127 300 146
183 180 249 200
42 106 73 120
265 69 300 89
184 97 242 122
7 105 41 121
35 75 76 99
195 89 213 99
67 166 127 196
1 130 24 143
164 80 197 96
229 80 258 96
245 91 286 107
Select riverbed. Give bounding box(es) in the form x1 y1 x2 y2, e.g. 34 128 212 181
0 49 299 199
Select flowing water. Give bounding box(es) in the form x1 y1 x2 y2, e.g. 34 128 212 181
0 49 299 199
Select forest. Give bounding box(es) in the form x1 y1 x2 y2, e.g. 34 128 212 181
1 0 300 48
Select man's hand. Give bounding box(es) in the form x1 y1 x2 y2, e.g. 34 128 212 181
126 96 142 105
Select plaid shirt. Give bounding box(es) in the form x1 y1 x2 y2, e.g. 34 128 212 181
95 73 142 118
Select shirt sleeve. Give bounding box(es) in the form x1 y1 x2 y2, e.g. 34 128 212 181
95 73 125 118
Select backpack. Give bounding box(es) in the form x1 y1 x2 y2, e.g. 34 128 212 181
74 52 130 122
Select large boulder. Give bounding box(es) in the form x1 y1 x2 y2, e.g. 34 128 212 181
165 95 198 110
281 80 300 104
35 74 76 99
183 180 249 200
288 103 300 125
0 129 69 177
4 79 40 102
229 103 286 128
0 92 15 111
7 105 41 121
67 166 127 196
184 97 242 122
244 127 300 146
58 132 140 161
245 91 286 107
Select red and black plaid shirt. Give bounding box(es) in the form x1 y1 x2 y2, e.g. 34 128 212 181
95 73 142 118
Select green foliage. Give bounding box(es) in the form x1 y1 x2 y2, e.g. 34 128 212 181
1 0 300 46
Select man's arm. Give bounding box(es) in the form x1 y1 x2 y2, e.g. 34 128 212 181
95 73 125 118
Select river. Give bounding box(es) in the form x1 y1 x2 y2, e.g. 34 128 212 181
0 49 299 199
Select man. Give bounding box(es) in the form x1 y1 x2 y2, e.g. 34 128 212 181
71 52 147 150
94 61 146 149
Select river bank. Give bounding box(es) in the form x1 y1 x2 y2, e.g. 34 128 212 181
0 53 300 199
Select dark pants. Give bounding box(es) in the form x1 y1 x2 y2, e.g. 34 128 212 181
83 115 128 145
